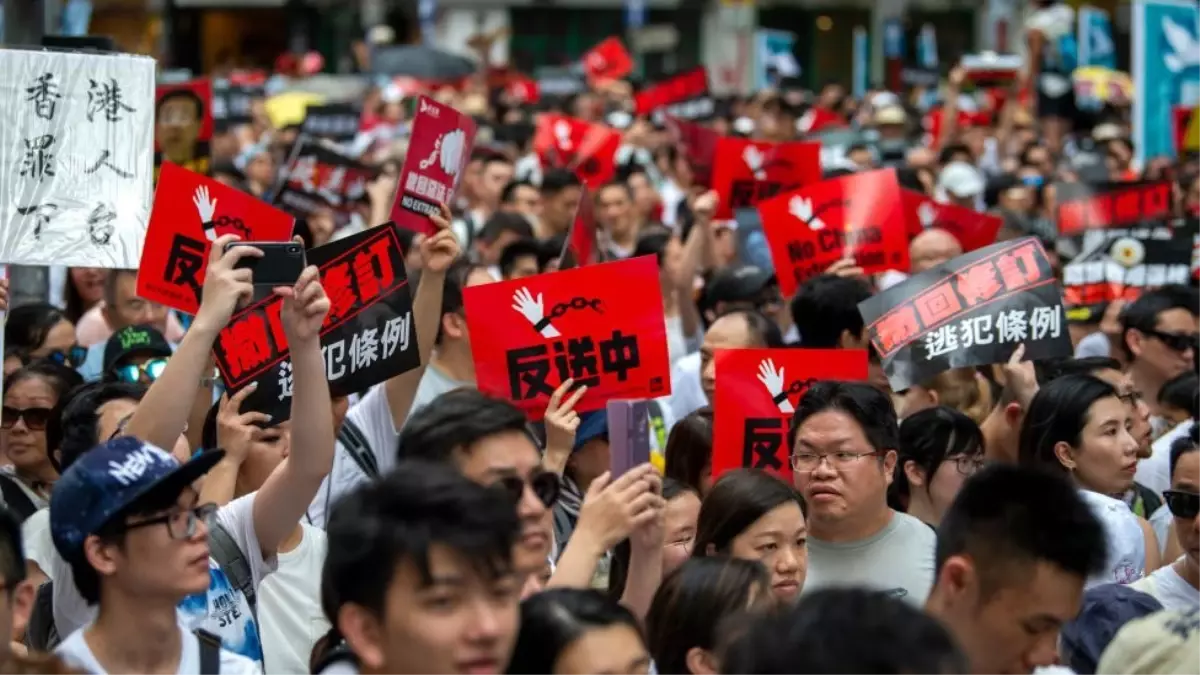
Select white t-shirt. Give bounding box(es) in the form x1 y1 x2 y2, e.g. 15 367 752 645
804 511 937 606
1136 420 1193 498
36 496 266 664
306 385 404 529
1079 489 1146 587
56 618 261 675
22 507 55 580
665 351 706 422
259 525 330 675
1131 560 1200 611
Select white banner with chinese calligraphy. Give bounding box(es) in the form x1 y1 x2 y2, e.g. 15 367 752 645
0 48 154 267
858 237 1072 392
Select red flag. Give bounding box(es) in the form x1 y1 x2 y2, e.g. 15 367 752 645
709 137 822 220
463 256 672 420
389 96 477 236
533 114 620 188
901 190 1003 252
560 186 598 268
583 37 634 82
711 349 869 483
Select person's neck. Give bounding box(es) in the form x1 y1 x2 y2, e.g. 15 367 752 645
247 178 268 196
1129 364 1167 416
609 224 638 250
431 345 476 384
809 505 893 543
86 593 183 674
980 412 1019 464
16 462 56 492
904 497 939 528
1174 556 1199 589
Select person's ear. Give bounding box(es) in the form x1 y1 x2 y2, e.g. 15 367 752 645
903 459 926 490
881 449 898 485
338 603 386 672
1053 441 1078 471
442 313 465 341
936 555 977 606
83 535 120 579
10 578 35 640
686 646 720 675
928 389 941 407
1127 329 1145 359
837 329 857 349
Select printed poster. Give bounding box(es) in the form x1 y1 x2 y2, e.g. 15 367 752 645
708 136 821 220
902 190 1003 252
154 78 214 179
275 136 380 218
1132 0 1200 164
534 113 621 189
1078 5 1117 70
1055 180 1174 236
389 96 476 237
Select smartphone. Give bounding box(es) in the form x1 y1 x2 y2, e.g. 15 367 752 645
224 241 306 286
606 399 651 479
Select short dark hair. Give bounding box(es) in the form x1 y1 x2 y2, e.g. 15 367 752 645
540 168 583 195
322 461 519 631
790 381 900 454
1120 285 1200 360
479 211 534 245
1158 371 1199 420
693 469 804 556
508 588 646 674
720 587 968 673
664 408 714 496
633 230 673 267
715 309 785 349
889 406 984 512
936 464 1107 597
790 275 872 348
1018 374 1119 475
1169 423 1199 479
500 179 536 205
646 556 769 675
1035 356 1123 385
939 143 972 166
0 504 25 588
499 238 544 278
155 88 205 122
398 389 535 464
4 303 68 354
59 381 147 472
435 258 484 346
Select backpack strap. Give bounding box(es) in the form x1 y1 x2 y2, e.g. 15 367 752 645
0 474 38 523
25 580 59 651
195 628 223 675
337 417 378 479
208 522 257 623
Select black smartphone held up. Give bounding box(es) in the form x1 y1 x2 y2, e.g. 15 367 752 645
224 241 306 286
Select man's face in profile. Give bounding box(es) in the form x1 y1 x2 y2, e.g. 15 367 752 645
157 96 201 160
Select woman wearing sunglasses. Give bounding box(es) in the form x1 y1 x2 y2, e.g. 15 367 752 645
4 303 86 369
1133 424 1200 610
0 362 83 523
1019 374 1159 586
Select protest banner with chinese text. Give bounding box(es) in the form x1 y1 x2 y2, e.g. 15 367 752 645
712 349 869 484
634 68 713 121
275 136 379 219
211 74 265 131
389 96 476 236
212 225 420 420
138 162 296 314
758 169 909 297
463 255 672 420
301 103 362 144
533 114 621 188
0 48 155 268
1055 180 1173 236
901 190 1003 252
1063 223 1194 320
154 78 214 179
859 237 1072 392
709 136 821 220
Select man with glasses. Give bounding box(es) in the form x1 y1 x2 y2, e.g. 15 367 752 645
790 381 937 605
49 437 260 674
1133 424 1200 611
100 325 172 385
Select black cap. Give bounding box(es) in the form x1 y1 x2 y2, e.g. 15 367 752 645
705 265 777 306
103 324 172 374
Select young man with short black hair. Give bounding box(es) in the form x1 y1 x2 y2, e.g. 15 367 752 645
925 464 1108 674
320 461 521 674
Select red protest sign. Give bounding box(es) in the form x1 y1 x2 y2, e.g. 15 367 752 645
634 68 712 119
1055 180 1174 236
155 78 214 180
709 137 821 219
463 256 672 420
758 169 910 298
389 96 477 236
533 114 620 188
711 349 869 484
901 190 1002 252
137 162 295 315
583 37 634 82
664 116 720 187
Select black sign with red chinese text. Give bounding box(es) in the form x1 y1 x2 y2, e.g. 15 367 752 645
275 136 379 218
634 68 713 122
463 256 672 420
859 237 1071 391
1055 180 1173 237
212 225 419 420
302 103 362 144
1062 222 1195 321
711 349 869 484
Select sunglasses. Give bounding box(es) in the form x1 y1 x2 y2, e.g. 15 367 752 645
1 406 53 431
1164 490 1200 520
45 345 88 368
1144 329 1200 353
494 471 560 508
113 358 169 384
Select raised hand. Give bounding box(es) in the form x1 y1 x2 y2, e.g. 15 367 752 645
544 378 588 474
215 384 272 467
195 235 261 333
421 203 461 274
576 463 666 551
277 262 330 345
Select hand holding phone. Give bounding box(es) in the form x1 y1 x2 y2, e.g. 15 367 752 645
223 241 306 286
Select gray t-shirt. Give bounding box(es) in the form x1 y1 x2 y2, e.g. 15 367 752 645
410 362 473 417
803 510 937 606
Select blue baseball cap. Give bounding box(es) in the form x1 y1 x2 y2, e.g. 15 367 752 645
50 437 224 562
573 411 609 453
1060 583 1163 675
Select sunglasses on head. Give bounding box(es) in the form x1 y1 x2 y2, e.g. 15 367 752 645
113 358 169 384
1164 490 1200 520
494 471 560 508
45 345 88 368
1145 329 1200 353
1 406 52 431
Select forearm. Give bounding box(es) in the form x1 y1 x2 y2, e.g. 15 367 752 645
124 322 218 452
548 528 607 590
619 542 663 618
383 269 443 428
199 458 240 507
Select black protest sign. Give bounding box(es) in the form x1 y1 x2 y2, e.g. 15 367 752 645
275 136 380 217
211 77 264 130
212 225 420 420
301 103 362 144
1063 221 1195 321
1056 180 1174 236
858 237 1072 391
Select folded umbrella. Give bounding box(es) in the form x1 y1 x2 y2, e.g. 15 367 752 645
370 44 477 80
